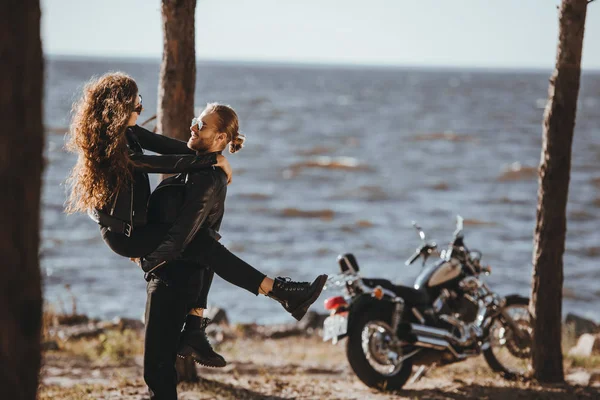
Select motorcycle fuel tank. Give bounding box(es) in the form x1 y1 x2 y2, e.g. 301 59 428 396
414 259 462 290
429 259 462 287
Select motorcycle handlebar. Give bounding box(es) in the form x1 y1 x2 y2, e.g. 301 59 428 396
405 249 422 266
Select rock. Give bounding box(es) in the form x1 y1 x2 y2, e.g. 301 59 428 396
205 325 225 344
53 322 105 341
257 324 304 339
569 334 598 357
55 313 88 326
42 340 59 351
204 307 229 325
566 370 591 386
590 371 600 387
566 313 599 337
297 311 328 331
111 317 144 331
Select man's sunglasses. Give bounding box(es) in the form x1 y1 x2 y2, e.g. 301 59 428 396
133 94 143 115
190 117 204 130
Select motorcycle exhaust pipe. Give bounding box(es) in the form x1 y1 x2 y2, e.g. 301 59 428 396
413 335 449 351
409 323 458 344
398 323 464 360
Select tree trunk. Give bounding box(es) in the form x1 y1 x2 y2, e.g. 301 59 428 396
0 1 44 399
158 0 199 382
530 0 588 384
157 0 197 142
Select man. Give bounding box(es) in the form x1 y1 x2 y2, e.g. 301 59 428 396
140 103 327 399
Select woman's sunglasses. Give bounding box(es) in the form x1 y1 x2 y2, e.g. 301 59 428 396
133 94 143 115
190 117 204 130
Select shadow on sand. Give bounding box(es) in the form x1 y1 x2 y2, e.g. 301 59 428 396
181 378 291 400
395 383 599 400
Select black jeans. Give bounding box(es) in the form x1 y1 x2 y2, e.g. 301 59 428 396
142 234 266 399
100 224 215 309
143 264 207 400
101 223 170 258
101 223 265 297
179 230 266 296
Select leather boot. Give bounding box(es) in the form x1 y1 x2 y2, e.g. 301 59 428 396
267 275 328 321
177 316 226 368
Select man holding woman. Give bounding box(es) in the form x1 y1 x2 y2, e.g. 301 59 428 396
66 72 327 399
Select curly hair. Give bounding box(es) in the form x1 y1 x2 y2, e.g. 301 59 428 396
65 72 139 214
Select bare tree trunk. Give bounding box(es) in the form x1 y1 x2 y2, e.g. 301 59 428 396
530 0 588 384
157 0 197 142
0 1 44 399
158 0 199 382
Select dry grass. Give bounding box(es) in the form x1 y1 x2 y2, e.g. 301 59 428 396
59 329 143 363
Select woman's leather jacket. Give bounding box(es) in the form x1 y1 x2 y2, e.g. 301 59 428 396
92 125 216 234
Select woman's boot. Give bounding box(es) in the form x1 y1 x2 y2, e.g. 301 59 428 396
267 275 328 321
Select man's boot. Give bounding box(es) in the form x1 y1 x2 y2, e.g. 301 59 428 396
267 275 328 321
177 316 226 368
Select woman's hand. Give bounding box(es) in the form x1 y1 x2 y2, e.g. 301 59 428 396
215 154 232 184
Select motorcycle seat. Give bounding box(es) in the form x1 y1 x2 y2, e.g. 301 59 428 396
362 278 430 305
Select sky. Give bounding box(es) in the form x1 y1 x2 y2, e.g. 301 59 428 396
41 0 600 69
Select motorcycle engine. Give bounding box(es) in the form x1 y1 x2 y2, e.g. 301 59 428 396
433 289 479 323
454 296 479 323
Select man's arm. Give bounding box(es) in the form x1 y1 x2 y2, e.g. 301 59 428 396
128 124 194 155
143 171 222 264
129 153 217 174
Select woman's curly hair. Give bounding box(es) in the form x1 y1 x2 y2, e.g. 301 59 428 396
65 72 139 214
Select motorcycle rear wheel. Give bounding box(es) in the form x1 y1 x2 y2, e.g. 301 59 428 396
346 308 412 391
483 296 532 380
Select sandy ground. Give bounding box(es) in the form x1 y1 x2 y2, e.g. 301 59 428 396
39 333 600 400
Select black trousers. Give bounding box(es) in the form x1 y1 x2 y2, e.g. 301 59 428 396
101 223 170 258
142 235 266 399
101 224 266 301
143 265 206 400
103 224 267 399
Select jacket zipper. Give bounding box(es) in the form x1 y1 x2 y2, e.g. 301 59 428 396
110 190 120 214
147 261 167 274
130 182 134 225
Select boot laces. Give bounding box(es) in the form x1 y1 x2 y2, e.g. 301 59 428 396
278 277 309 292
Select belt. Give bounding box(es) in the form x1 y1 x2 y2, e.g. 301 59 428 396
88 208 133 237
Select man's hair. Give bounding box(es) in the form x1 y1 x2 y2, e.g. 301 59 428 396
203 103 245 154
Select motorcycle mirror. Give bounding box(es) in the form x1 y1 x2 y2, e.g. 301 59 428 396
412 220 426 241
454 215 464 237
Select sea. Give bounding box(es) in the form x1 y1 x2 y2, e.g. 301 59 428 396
42 56 600 324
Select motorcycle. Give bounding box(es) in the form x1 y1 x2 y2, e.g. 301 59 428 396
322 216 532 391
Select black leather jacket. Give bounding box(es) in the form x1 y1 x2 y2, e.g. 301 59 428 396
141 166 228 272
98 125 217 228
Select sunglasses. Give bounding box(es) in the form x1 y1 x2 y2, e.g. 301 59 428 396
190 117 205 130
133 94 143 115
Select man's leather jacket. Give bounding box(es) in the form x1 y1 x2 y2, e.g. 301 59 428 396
141 166 228 273
98 125 217 229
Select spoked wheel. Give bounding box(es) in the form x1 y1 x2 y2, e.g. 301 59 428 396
346 309 413 391
483 296 532 380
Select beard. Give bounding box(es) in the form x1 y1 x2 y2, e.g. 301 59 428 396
187 136 213 153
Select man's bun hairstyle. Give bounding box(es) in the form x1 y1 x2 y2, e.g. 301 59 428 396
203 102 245 154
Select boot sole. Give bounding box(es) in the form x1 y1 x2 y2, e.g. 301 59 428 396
290 274 328 321
177 346 227 368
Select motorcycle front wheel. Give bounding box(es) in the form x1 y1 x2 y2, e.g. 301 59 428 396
346 308 412 391
483 296 532 380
